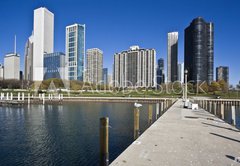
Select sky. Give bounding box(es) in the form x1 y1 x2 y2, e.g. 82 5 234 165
0 0 239 85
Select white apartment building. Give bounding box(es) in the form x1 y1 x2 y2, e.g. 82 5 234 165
4 53 20 80
113 46 156 88
0 64 3 80
86 48 103 84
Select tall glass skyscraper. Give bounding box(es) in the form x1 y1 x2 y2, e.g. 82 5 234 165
184 17 214 84
102 68 108 85
157 58 165 85
167 32 178 83
66 24 85 81
44 52 65 80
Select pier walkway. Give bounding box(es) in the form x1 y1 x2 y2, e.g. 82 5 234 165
110 99 240 166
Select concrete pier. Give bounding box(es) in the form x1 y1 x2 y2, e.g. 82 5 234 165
110 100 240 166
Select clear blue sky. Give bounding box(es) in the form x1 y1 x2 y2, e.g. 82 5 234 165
0 0 239 85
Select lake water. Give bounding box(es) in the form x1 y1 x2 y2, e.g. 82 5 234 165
0 102 239 166
0 103 157 166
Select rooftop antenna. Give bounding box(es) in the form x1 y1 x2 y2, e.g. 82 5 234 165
14 35 17 54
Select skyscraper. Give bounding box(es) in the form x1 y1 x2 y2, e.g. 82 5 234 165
85 48 103 84
184 17 214 84
167 32 178 83
66 24 85 81
157 58 165 85
178 63 184 83
24 34 34 81
113 46 156 88
33 7 54 81
4 53 20 80
102 68 108 85
0 64 4 80
44 52 66 80
216 66 229 85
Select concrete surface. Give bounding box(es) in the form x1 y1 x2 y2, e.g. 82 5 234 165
110 100 240 166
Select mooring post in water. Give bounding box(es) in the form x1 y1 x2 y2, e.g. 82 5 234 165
42 93 45 105
28 93 30 105
6 93 9 100
221 103 224 119
231 106 236 126
213 102 217 115
100 117 109 166
156 103 159 119
164 99 166 111
160 102 163 115
148 104 153 126
22 93 25 101
134 108 140 140
209 101 212 113
18 92 20 101
10 93 13 100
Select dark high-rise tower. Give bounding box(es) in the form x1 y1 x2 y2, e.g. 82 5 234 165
216 66 229 85
157 58 165 85
184 17 214 84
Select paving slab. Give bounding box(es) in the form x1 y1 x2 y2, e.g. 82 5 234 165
110 99 240 166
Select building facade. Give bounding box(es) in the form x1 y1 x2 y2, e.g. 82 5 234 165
167 32 178 82
157 58 165 85
102 68 108 85
184 17 214 84
178 63 184 83
85 48 103 84
0 64 3 80
44 52 66 80
33 7 54 81
216 66 229 85
113 46 156 88
24 34 34 81
66 24 85 81
4 53 20 80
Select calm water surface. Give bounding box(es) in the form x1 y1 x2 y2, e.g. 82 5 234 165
0 103 156 166
0 102 239 166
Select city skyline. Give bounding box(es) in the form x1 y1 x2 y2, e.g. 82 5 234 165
0 0 239 84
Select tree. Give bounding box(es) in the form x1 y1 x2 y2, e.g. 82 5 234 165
209 81 221 92
218 79 228 92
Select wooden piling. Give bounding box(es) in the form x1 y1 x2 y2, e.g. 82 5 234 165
18 93 20 101
231 106 236 126
22 93 25 101
220 103 224 119
6 93 9 100
134 108 140 140
156 103 159 119
209 101 212 113
148 105 153 126
100 117 109 166
160 102 164 115
27 93 30 104
42 93 45 105
213 102 217 115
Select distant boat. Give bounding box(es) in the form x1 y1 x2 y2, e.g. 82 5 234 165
134 102 142 108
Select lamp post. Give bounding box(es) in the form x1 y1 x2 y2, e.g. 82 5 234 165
184 70 188 100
